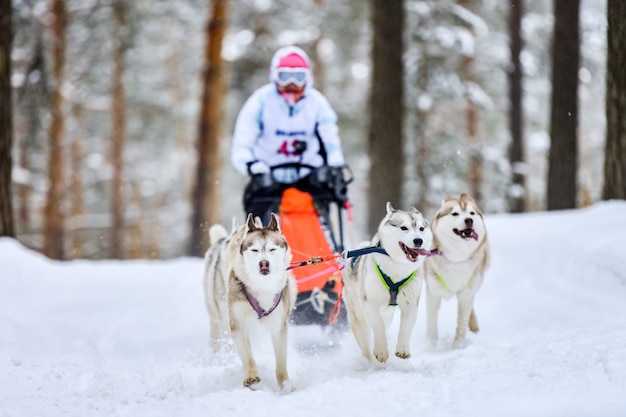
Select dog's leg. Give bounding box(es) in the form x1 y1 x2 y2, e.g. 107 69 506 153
209 320 221 352
365 304 389 363
346 307 373 362
426 291 442 344
395 303 418 359
231 322 260 387
343 287 373 362
454 293 475 347
270 321 293 391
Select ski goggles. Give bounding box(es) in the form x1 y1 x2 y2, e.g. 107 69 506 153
274 68 309 87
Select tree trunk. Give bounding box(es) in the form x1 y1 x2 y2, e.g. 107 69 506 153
457 0 482 205
189 0 228 256
68 107 85 258
367 0 404 235
547 0 580 210
602 0 626 200
165 36 193 200
0 0 14 237
508 0 526 213
16 35 45 233
42 0 68 259
109 0 128 259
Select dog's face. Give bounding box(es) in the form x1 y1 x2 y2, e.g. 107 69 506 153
432 193 486 249
240 213 290 279
377 202 433 264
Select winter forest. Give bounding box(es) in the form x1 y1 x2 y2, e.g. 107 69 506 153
0 0 624 260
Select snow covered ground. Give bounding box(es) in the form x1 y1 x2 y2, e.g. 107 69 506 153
2 201 626 417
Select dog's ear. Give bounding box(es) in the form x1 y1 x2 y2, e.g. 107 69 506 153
409 207 421 215
267 213 280 232
229 217 238 233
460 193 474 203
386 202 395 214
246 213 257 231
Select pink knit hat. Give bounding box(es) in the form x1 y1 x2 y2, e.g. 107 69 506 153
269 46 313 88
277 53 309 69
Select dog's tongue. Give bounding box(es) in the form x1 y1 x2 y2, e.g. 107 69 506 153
457 228 479 241
400 242 432 261
408 247 434 256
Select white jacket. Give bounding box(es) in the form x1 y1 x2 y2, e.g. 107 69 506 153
231 83 345 183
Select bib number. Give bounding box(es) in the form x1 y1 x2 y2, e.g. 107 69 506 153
276 139 306 157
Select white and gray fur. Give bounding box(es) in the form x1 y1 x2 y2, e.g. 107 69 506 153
342 202 433 363
424 193 489 348
204 213 297 391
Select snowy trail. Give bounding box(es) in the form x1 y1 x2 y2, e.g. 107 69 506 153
1 202 626 417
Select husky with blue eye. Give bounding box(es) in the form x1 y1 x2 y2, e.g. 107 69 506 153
424 193 489 348
342 202 433 364
204 213 296 391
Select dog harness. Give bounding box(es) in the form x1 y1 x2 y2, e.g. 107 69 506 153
435 271 473 292
242 284 283 319
374 260 418 306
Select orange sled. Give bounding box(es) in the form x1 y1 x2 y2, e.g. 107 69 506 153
279 187 346 326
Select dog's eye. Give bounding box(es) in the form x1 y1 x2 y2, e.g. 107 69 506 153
269 248 276 252
419 227 425 232
470 211 475 215
400 226 408 231
451 212 459 216
251 249 259 253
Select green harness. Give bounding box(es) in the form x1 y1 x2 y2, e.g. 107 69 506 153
435 271 473 292
374 260 418 306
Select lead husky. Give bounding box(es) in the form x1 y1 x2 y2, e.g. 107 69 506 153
204 213 297 390
342 202 433 363
424 193 489 348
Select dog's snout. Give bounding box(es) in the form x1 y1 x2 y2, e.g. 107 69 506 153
413 238 423 247
464 218 473 227
259 260 269 269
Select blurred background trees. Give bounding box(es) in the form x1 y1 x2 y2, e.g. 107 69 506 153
603 0 626 200
1 0 14 237
4 0 613 259
547 0 580 211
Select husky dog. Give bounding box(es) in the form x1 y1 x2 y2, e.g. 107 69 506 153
424 193 489 348
342 202 433 363
214 213 297 390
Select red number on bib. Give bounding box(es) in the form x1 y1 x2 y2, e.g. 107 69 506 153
277 141 291 156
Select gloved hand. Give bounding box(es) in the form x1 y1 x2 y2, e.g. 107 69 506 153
329 166 349 203
247 160 270 175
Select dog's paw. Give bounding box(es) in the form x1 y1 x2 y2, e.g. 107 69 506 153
395 350 411 359
243 375 261 388
452 337 469 350
280 379 296 394
374 350 389 364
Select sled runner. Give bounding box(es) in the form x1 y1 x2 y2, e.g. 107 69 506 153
244 163 353 327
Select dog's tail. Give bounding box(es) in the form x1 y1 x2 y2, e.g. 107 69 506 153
209 224 228 246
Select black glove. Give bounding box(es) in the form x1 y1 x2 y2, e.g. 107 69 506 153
331 167 349 202
249 173 274 192
311 165 349 202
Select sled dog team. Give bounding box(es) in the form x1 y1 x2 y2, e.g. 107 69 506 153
203 193 489 391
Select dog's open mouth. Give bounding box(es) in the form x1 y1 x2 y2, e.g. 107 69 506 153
453 228 479 241
399 242 430 262
259 260 270 275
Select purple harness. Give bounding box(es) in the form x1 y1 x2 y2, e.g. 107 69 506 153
242 285 283 319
